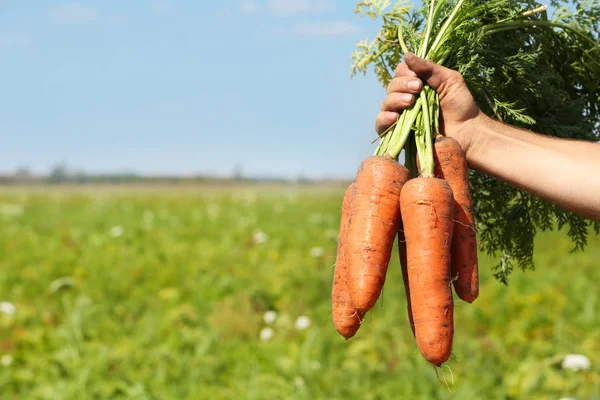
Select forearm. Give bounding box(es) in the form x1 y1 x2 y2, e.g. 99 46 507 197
467 116 600 221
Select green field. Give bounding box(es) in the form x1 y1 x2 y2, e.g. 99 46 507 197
0 187 598 399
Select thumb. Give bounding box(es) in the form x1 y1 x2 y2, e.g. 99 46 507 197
404 52 456 91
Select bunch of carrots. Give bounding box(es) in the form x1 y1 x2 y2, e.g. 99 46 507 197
330 0 573 367
331 3 474 368
331 0 481 368
331 131 478 367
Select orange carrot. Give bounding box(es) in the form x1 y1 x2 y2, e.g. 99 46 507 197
433 136 479 303
331 183 363 339
346 156 411 313
398 225 415 337
401 177 455 366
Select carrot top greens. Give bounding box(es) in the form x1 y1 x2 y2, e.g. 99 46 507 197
352 0 600 283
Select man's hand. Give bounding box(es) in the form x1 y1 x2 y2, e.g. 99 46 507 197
375 53 486 156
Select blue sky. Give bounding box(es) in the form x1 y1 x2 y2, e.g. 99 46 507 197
0 0 395 179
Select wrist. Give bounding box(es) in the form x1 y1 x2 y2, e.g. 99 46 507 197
463 112 493 167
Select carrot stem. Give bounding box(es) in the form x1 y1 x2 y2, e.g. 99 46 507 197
416 88 434 177
404 132 418 178
418 0 436 58
427 0 466 59
385 96 423 159
397 22 410 55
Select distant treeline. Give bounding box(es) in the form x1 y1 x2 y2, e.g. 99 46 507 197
0 166 346 186
0 174 329 185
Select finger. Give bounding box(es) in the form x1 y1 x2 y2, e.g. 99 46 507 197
404 52 459 91
375 111 399 135
395 62 418 78
381 92 415 112
387 76 423 95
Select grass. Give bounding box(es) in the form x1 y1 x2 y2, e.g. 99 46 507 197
0 186 598 399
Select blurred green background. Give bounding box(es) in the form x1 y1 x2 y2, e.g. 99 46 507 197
0 186 598 399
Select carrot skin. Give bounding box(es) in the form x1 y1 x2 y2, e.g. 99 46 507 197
401 177 455 366
433 136 479 303
332 184 363 339
346 156 411 313
398 226 415 337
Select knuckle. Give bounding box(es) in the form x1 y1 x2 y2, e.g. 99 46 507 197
449 70 464 84
395 62 407 76
388 77 404 93
387 93 401 106
380 97 389 111
386 80 395 94
375 115 384 132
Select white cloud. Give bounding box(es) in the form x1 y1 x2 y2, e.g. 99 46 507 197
0 33 30 49
268 0 334 16
240 1 258 13
294 21 360 37
152 1 173 14
50 2 97 24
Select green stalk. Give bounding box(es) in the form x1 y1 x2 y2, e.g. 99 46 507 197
375 124 395 155
397 22 410 54
483 20 595 45
426 87 439 136
418 0 437 58
374 108 409 156
404 132 418 178
416 89 434 177
427 0 466 59
385 98 423 159
433 92 440 136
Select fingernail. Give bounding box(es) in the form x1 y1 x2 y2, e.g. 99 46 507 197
401 94 413 103
408 79 421 91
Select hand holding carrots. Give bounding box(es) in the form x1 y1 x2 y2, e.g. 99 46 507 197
376 53 486 159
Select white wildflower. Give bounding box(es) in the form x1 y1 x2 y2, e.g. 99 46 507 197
325 229 339 240
294 376 305 389
310 247 325 258
559 398 577 400
0 302 15 315
562 354 591 371
295 316 311 331
1 204 24 218
109 226 123 237
1 355 13 367
143 211 154 223
263 310 277 325
259 327 274 342
252 230 268 244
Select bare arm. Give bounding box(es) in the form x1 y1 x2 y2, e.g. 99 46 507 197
469 116 600 221
376 53 600 221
